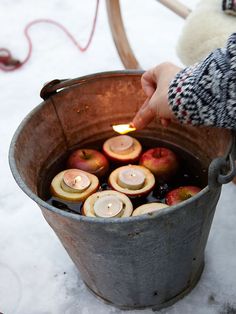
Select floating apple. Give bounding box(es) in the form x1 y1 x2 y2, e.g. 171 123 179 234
139 147 179 180
132 202 169 216
166 186 201 206
109 165 155 197
82 190 133 218
103 135 142 163
67 148 109 178
51 169 99 202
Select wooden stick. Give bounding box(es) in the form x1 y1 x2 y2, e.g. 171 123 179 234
157 0 191 19
106 0 141 69
106 0 191 69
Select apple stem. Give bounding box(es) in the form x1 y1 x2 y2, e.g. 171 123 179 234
185 194 192 200
82 150 88 159
153 148 162 159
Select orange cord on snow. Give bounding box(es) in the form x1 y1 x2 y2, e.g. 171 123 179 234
0 0 99 72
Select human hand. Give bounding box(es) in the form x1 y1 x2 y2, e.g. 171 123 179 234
132 62 182 129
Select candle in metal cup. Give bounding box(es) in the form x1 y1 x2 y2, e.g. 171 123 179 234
118 167 145 190
94 195 123 218
109 135 134 155
63 170 91 192
112 124 136 135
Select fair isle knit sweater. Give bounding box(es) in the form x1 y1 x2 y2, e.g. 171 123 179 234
168 33 236 130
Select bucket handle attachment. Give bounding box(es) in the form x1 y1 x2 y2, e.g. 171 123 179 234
208 131 236 189
40 79 69 100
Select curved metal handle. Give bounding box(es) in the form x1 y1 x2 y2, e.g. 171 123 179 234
40 70 144 100
106 0 141 69
208 132 236 189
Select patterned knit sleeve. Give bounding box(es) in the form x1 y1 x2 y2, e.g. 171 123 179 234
168 33 236 130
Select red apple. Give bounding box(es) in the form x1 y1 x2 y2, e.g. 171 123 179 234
166 186 201 206
67 149 109 178
139 147 179 180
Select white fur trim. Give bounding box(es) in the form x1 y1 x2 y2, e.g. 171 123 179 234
177 0 236 65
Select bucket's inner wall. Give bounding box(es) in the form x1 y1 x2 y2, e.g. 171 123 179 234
13 99 67 194
50 75 231 164
12 73 232 198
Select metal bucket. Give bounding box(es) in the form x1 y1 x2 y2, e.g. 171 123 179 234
9 71 236 310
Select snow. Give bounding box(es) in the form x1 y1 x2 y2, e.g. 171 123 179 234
0 0 236 313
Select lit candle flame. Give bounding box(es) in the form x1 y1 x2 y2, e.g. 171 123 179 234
112 124 136 135
63 170 91 192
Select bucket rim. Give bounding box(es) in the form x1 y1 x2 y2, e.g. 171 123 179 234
9 70 226 224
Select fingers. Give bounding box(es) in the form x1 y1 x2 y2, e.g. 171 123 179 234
141 69 156 97
133 63 179 130
132 98 156 129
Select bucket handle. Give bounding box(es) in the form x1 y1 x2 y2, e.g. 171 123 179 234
208 131 236 189
40 71 144 100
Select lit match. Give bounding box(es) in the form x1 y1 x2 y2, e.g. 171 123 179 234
112 124 136 135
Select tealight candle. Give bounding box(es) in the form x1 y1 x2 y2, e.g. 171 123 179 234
109 135 134 155
109 165 155 197
62 169 91 192
132 203 169 216
118 167 145 190
51 169 99 202
103 136 142 163
94 195 123 218
82 190 133 217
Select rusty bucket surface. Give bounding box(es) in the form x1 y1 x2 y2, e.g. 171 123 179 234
9 71 236 310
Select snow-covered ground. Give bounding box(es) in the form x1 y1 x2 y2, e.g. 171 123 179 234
0 1 236 313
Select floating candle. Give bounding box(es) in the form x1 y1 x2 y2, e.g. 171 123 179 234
118 167 145 190
109 165 155 197
51 170 99 202
103 136 142 163
62 169 91 192
94 195 123 218
82 190 133 218
132 203 169 217
109 135 134 155
112 124 136 135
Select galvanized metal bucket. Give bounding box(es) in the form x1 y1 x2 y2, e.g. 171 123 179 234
9 71 236 310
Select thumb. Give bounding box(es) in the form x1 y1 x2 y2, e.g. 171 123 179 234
141 70 156 97
132 97 157 130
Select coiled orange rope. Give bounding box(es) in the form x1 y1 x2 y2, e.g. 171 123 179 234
0 0 99 72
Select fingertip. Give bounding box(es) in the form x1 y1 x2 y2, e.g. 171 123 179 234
160 118 171 128
129 121 135 128
132 114 145 130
